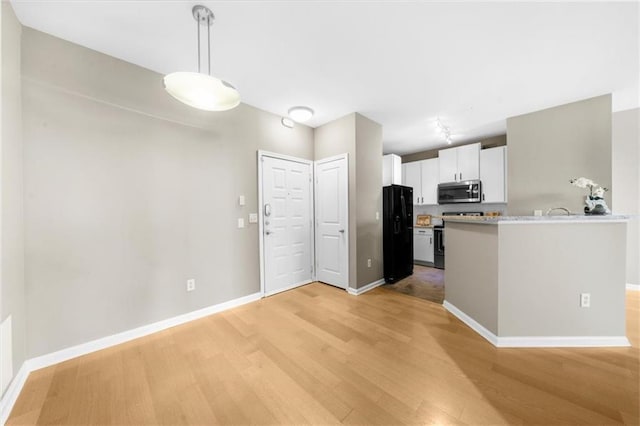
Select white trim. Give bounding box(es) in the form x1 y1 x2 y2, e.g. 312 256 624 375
443 300 499 346
264 280 312 297
626 283 640 291
443 300 631 348
496 336 631 348
27 292 262 371
0 292 261 425
0 363 29 426
347 278 385 296
315 153 349 165
257 150 314 166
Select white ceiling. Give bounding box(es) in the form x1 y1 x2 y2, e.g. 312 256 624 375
10 0 640 155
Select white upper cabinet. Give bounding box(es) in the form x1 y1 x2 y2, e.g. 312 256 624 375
420 158 439 205
438 142 480 183
382 154 402 186
403 161 422 204
402 158 439 205
480 146 507 203
438 148 458 183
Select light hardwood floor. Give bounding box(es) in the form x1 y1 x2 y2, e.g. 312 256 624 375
7 284 640 425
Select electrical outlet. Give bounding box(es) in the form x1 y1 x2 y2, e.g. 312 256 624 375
367 258 372 268
580 293 590 308
187 279 196 292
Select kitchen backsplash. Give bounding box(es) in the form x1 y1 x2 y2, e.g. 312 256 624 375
414 203 508 226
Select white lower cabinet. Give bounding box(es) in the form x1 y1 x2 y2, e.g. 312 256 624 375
414 228 434 264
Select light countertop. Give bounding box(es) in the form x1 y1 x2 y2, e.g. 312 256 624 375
443 215 630 225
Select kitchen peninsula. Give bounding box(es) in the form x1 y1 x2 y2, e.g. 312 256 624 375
443 215 630 347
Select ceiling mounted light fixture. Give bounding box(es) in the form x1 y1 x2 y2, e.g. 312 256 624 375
436 117 453 144
288 106 314 123
164 5 240 111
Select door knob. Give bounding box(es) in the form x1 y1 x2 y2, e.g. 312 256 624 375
339 229 345 233
265 230 272 235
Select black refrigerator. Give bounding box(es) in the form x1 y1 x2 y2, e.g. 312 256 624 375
383 185 413 283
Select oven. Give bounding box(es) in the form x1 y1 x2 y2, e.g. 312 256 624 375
433 226 445 269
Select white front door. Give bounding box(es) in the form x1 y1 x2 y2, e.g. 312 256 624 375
262 155 313 296
315 155 349 289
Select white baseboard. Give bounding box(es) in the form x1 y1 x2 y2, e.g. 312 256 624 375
347 278 386 296
0 362 30 426
496 336 631 347
443 300 499 346
0 292 262 425
443 300 631 348
627 283 640 291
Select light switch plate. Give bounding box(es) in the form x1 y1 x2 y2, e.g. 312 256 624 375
238 218 245 228
249 213 258 223
239 195 245 206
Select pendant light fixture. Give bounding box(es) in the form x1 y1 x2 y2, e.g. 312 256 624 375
164 5 240 111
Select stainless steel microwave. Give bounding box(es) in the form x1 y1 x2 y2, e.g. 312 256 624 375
437 180 482 204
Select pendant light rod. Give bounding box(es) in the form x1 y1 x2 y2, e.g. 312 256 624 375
196 13 201 73
192 5 215 75
207 14 211 75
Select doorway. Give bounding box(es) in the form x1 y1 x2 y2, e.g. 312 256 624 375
258 151 350 297
259 152 314 296
314 154 349 289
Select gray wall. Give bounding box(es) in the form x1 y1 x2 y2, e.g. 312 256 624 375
446 221 627 338
498 222 626 337
612 108 640 286
355 114 383 287
313 113 384 289
21 28 314 358
507 95 612 216
445 223 499 334
0 0 26 390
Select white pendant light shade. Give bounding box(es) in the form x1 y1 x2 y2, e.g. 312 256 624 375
164 5 240 112
164 72 240 111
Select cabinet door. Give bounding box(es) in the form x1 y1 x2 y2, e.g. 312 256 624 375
480 146 506 203
426 229 434 263
438 147 458 183
420 158 439 205
403 162 422 204
456 143 481 181
414 231 429 262
382 154 392 186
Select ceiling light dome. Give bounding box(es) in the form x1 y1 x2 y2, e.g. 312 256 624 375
288 106 314 123
164 6 240 112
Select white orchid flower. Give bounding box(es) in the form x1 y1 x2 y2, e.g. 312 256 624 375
570 177 597 189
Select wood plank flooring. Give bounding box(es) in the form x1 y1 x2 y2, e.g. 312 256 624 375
383 265 445 304
7 284 640 425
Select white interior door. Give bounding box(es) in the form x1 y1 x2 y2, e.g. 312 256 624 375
315 155 348 289
262 155 313 296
